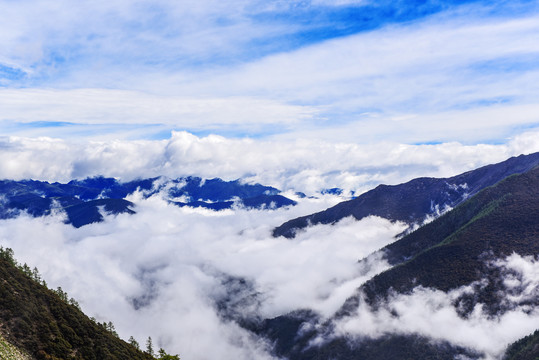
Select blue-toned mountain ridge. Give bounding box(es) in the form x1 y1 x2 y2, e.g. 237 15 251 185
0 176 296 227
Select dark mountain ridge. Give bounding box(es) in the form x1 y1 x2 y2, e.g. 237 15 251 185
273 152 539 238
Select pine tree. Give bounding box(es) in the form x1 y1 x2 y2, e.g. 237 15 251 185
32 267 41 282
69 297 81 311
55 287 69 302
0 246 16 265
157 347 180 360
128 336 140 350
106 321 119 337
21 263 32 276
146 336 154 357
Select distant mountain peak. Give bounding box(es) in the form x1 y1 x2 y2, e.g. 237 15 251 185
0 176 296 228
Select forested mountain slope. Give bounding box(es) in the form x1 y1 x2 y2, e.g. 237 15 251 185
261 164 539 360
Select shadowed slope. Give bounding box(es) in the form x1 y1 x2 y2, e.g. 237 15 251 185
273 152 539 238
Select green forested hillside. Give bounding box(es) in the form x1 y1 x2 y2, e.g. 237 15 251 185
0 248 155 360
355 166 539 314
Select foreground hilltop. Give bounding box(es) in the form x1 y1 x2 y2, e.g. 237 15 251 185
0 247 155 360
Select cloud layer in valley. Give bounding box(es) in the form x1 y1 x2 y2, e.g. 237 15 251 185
2 180 539 359
0 190 405 359
334 253 539 360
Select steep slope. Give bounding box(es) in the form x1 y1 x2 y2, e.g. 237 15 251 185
504 329 539 360
273 152 539 238
261 165 539 360
349 166 539 312
0 249 154 360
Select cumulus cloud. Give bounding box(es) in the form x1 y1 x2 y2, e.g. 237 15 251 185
334 254 539 360
0 131 538 195
0 191 405 359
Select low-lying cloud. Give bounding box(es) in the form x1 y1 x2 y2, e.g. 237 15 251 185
1 135 539 358
334 254 539 360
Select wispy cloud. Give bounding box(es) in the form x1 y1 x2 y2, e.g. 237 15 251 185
193 9 539 142
0 88 316 138
3 0 514 79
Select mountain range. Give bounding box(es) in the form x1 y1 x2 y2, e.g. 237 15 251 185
0 176 296 228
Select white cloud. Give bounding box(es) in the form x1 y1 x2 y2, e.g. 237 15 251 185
494 253 539 308
0 0 295 72
1 2 539 143
185 11 539 143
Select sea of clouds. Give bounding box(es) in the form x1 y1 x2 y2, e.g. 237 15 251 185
2 190 538 359
0 132 538 359
334 254 539 360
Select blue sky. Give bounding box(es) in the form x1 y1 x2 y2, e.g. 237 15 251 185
1 0 539 144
